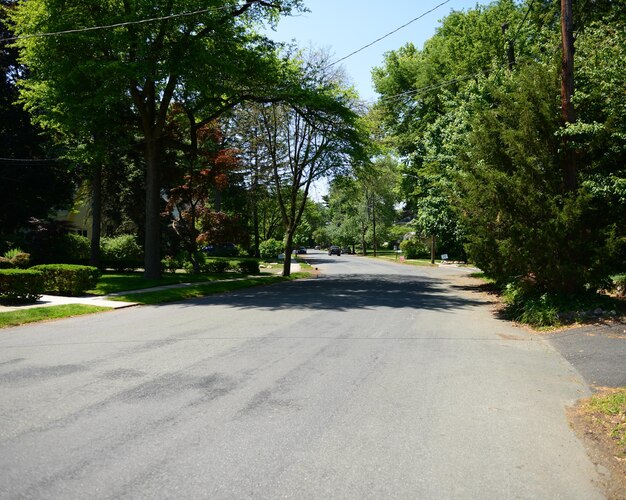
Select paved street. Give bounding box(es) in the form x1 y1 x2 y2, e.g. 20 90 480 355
0 251 606 498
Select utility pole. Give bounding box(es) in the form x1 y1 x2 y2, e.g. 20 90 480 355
561 0 577 192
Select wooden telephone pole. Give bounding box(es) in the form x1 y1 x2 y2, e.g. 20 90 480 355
561 0 577 192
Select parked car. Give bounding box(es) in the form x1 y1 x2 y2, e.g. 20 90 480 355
328 245 341 256
341 247 351 254
297 246 307 254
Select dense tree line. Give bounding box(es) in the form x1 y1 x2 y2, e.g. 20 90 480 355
373 0 626 294
3 0 364 277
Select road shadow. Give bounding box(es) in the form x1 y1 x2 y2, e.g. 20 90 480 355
173 273 487 312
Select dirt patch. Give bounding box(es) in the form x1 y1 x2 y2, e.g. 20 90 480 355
569 389 626 499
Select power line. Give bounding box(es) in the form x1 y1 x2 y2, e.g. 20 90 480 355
0 4 245 43
324 0 451 70
511 0 535 43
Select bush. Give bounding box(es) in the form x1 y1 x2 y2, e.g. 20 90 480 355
0 269 44 303
502 281 560 327
30 264 100 296
259 239 284 259
161 255 182 273
231 259 260 275
61 233 90 262
101 234 143 271
0 248 31 269
614 274 626 298
399 238 430 259
203 259 231 274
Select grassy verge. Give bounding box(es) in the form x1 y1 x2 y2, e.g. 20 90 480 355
469 273 625 329
87 272 227 295
364 252 436 267
570 388 626 496
110 273 311 305
0 304 112 328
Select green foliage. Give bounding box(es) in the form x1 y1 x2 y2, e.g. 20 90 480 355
259 239 284 259
161 255 182 273
0 248 31 269
399 238 430 260
30 264 100 296
230 259 260 275
202 259 231 274
0 269 44 304
61 233 90 262
101 235 143 272
502 282 560 328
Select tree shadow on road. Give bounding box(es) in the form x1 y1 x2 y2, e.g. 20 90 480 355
176 273 487 312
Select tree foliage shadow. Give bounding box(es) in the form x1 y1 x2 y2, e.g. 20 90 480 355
178 273 487 312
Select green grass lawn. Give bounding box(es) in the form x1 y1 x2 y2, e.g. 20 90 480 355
109 273 311 305
365 252 436 266
1 271 312 328
0 304 112 328
88 271 232 295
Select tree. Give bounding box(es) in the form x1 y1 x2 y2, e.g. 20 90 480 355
237 53 365 276
0 1 74 238
12 0 305 279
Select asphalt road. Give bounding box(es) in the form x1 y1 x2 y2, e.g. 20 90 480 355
0 251 606 498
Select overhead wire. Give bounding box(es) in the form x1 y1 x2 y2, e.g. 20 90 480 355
323 0 450 70
0 3 246 43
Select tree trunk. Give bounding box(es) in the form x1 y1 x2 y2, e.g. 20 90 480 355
144 142 162 279
89 163 102 268
282 229 295 277
430 234 437 264
372 202 377 257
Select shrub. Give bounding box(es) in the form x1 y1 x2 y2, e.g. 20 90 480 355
203 259 232 273
61 233 90 262
399 238 430 259
231 259 260 275
101 234 143 271
161 255 182 273
0 248 31 269
0 269 44 304
30 264 100 296
502 282 560 327
259 239 284 259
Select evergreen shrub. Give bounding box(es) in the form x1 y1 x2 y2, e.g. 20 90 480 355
30 264 100 296
101 235 143 271
0 269 44 303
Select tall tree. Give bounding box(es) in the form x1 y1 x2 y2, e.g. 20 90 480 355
251 55 365 275
12 0 304 278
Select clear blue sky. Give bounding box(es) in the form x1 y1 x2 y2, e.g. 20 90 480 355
264 0 482 101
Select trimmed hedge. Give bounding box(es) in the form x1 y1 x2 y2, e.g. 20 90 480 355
30 264 101 296
0 269 44 304
230 259 260 274
183 257 261 275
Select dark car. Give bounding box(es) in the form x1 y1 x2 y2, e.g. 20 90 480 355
341 247 351 254
297 246 307 254
328 245 341 256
